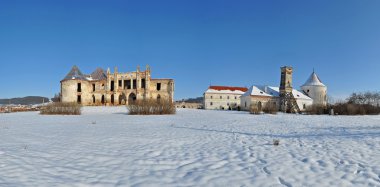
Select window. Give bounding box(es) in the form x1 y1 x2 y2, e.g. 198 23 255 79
77 95 81 103
227 103 230 106
77 83 81 92
118 80 122 87
133 79 137 89
211 96 213 99
157 83 161 91
235 96 237 99
210 102 213 106
110 81 114 91
227 96 230 99
245 102 247 107
303 104 306 109
220 96 222 99
142 79 146 89
92 95 95 103
125 80 131 89
92 84 95 92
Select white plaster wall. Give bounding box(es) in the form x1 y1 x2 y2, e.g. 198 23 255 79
301 85 327 106
204 93 243 110
296 98 314 111
240 96 252 111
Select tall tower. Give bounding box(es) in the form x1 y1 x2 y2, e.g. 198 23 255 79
279 66 300 113
280 66 293 94
301 71 327 107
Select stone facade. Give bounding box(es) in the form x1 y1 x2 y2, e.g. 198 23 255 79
61 65 174 106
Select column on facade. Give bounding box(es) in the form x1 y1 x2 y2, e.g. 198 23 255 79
121 76 124 90
137 72 140 89
130 74 133 90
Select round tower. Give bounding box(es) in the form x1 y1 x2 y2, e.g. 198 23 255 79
301 71 327 106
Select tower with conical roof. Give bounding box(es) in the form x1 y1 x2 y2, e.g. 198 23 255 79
301 71 327 107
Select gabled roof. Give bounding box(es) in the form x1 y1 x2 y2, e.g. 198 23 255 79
243 85 312 100
302 72 326 87
242 85 273 97
209 86 248 92
91 68 107 80
62 65 87 81
205 86 248 94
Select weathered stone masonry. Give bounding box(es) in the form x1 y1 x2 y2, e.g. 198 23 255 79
61 65 174 106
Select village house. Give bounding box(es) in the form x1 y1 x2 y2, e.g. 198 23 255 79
61 65 174 106
203 86 248 110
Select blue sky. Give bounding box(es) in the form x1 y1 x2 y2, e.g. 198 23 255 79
0 0 379 100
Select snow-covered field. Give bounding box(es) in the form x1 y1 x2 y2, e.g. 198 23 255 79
1 107 380 187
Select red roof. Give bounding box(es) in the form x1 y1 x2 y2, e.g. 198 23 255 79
209 86 248 92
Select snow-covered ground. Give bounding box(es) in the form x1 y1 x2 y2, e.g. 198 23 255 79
1 107 380 187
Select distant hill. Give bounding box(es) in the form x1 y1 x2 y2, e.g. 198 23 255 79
177 97 203 103
0 96 49 105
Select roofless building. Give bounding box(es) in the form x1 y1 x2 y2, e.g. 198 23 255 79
60 65 174 106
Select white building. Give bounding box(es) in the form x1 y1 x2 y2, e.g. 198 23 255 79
240 70 327 112
240 85 313 112
301 71 328 106
204 86 248 110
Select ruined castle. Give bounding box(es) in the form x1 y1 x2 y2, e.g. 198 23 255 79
61 65 174 106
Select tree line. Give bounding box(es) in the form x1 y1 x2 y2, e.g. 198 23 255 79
347 92 380 106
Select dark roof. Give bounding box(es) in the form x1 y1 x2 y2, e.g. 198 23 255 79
62 66 87 81
91 68 107 80
209 86 248 92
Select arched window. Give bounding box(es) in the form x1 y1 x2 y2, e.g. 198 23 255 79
119 94 126 105
111 94 114 105
101 95 105 104
92 95 95 104
128 93 137 104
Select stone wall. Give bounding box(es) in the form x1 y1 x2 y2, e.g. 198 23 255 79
61 68 174 106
